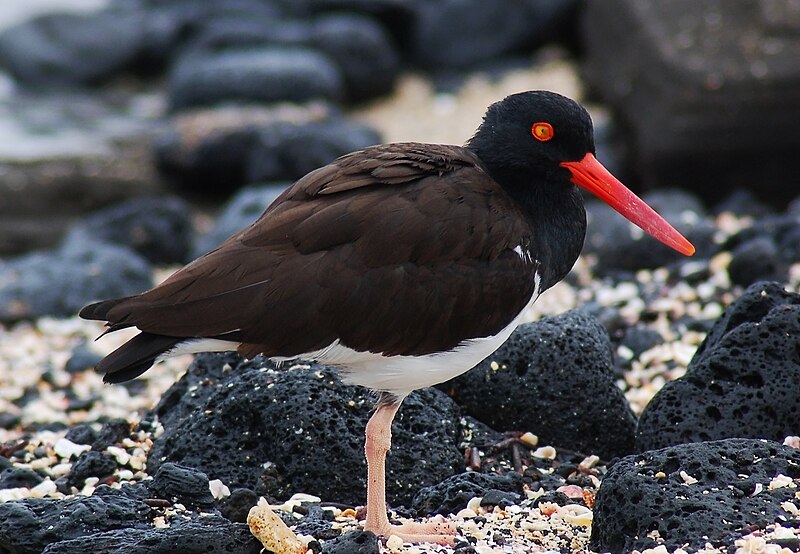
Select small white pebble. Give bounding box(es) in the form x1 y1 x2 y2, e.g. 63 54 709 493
671 342 698 368
769 474 796 490
781 501 799 515
28 456 58 470
53 438 90 459
50 462 73 477
117 469 134 481
106 446 130 466
466 496 483 514
532 445 556 460
773 525 796 539
578 455 600 471
128 454 145 471
641 545 670 554
556 485 584 499
209 479 231 500
520 519 549 532
153 516 169 529
783 436 800 448
455 508 477 519
680 471 698 485
616 345 634 361
30 478 57 497
0 488 29 502
558 504 593 527
287 493 321 503
519 432 538 447
385 534 404 552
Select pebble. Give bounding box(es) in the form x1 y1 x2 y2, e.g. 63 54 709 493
53 438 90 459
247 497 306 554
532 446 556 460
209 479 231 500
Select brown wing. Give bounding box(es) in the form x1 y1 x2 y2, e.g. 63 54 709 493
97 143 538 357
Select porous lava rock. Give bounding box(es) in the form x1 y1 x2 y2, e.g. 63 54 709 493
442 309 637 459
40 515 261 554
0 485 151 554
636 282 800 452
411 471 523 516
591 438 800 553
147 463 215 510
321 530 379 554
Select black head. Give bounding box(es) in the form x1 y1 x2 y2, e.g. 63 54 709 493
467 91 595 180
468 90 696 259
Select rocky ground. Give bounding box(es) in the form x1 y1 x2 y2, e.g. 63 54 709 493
1 1 800 553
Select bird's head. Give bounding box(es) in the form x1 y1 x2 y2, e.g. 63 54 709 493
468 91 695 257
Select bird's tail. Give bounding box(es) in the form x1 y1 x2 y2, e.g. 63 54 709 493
95 332 181 384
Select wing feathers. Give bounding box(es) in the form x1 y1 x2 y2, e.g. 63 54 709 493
83 143 536 362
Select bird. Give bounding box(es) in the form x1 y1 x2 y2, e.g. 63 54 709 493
80 91 695 545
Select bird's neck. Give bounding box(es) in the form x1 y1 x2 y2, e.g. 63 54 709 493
493 167 587 293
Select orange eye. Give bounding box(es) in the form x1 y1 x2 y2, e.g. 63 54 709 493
532 122 554 142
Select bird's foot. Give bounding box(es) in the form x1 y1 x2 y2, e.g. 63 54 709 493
366 515 457 545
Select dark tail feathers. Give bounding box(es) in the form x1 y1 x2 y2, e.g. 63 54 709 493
79 297 128 321
97 333 181 384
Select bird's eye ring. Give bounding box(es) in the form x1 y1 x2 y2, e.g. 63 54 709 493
532 122 554 142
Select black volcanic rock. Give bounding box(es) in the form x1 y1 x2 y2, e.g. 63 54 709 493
184 13 399 101
581 0 800 206
409 0 578 70
591 438 800 553
724 214 800 286
64 197 194 266
217 487 259 523
411 472 523 516
167 48 344 111
310 14 399 100
727 237 787 287
0 8 148 86
584 189 715 274
67 451 117 489
154 116 379 193
321 530 379 554
636 282 800 452
442 310 637 460
147 463 215 510
147 355 464 507
92 418 132 451
41 515 261 554
0 485 151 554
0 467 43 490
245 120 381 184
0 239 151 323
63 423 97 447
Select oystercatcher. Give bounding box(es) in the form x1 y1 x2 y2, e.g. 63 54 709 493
81 91 694 544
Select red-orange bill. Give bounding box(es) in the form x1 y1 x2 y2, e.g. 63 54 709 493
560 153 696 256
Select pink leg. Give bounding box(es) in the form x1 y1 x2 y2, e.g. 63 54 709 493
363 400 456 545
